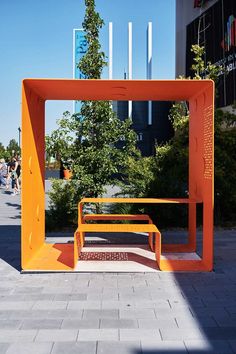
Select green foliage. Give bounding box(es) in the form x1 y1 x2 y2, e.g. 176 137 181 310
119 44 236 227
73 102 137 199
72 0 137 201
191 44 223 81
6 139 20 157
46 179 83 231
45 111 74 168
0 143 10 161
118 151 155 198
0 141 17 161
214 110 236 224
46 0 137 226
168 102 189 132
78 0 106 79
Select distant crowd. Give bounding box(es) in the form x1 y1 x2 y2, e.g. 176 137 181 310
0 156 21 196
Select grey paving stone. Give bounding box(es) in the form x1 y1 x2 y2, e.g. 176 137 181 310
20 319 62 329
61 319 100 329
119 309 156 319
97 341 141 354
42 287 73 294
141 300 171 309
32 301 68 310
176 316 217 328
87 292 119 301
0 344 9 354
120 329 161 341
22 294 55 301
51 341 96 354
101 301 135 309
141 340 187 353
100 319 138 329
184 339 234 354
0 302 35 310
67 301 101 309
119 294 151 301
212 314 236 327
202 327 236 340
0 288 13 295
229 340 236 353
138 318 177 329
154 307 194 319
6 342 53 354
12 287 44 294
0 320 21 329
77 329 119 341
53 294 87 301
83 309 119 319
0 330 37 342
35 329 78 342
160 327 206 341
5 309 82 320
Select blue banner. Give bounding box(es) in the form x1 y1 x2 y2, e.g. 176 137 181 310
74 29 87 113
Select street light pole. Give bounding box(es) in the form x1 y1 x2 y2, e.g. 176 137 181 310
18 127 21 149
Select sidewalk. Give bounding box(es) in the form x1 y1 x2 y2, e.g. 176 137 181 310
0 186 236 353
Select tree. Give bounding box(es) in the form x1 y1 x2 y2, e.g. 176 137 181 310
72 0 137 200
46 0 137 224
0 143 5 157
6 139 20 157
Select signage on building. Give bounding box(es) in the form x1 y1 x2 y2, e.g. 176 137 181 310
187 0 236 107
194 0 211 8
73 29 88 113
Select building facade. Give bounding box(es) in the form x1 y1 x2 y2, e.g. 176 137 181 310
114 101 173 157
176 0 236 108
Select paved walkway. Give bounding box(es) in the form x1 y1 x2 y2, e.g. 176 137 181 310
0 186 236 353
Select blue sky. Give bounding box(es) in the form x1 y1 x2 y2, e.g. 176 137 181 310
0 0 175 147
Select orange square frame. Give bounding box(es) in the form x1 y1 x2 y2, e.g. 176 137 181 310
21 79 214 271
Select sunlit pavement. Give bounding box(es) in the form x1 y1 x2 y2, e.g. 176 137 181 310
0 186 236 353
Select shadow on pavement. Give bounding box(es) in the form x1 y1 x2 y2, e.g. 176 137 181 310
0 225 21 271
5 202 21 210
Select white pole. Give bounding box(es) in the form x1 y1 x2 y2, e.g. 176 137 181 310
128 22 132 118
147 22 152 125
109 22 113 80
73 28 76 113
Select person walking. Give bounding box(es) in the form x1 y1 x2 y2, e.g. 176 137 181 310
0 158 8 187
7 157 20 195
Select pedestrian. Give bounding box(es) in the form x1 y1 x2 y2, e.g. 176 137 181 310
7 157 20 195
16 157 21 188
0 158 8 187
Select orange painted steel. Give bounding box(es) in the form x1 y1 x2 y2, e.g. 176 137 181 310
78 198 204 271
21 79 214 271
81 214 154 251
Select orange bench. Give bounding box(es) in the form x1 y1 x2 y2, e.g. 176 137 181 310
78 213 156 251
75 197 206 271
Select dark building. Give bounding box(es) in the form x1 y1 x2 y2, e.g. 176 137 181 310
176 0 236 108
114 101 173 156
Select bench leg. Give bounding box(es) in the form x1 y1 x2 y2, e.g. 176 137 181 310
80 232 85 248
155 231 162 269
148 232 154 252
74 230 81 258
148 218 155 251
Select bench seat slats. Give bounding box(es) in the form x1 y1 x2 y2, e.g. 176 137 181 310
79 223 158 233
84 214 151 220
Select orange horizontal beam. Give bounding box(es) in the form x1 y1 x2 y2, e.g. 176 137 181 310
23 79 213 101
80 198 202 204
